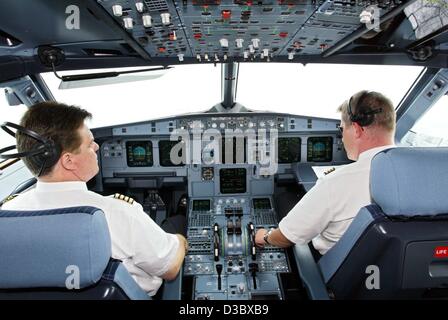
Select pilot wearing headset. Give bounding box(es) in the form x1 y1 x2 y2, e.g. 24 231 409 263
0 102 188 297
255 90 396 258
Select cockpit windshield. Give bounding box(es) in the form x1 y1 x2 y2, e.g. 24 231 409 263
39 63 423 128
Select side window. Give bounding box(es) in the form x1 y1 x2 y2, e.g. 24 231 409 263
401 95 448 147
0 89 28 156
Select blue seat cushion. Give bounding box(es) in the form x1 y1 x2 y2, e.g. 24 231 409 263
371 147 448 217
0 206 111 289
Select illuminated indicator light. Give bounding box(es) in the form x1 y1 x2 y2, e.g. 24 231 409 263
123 17 133 29
135 2 144 13
222 10 232 19
251 38 260 48
112 5 123 16
220 38 229 48
158 47 166 53
161 12 171 25
194 33 202 40
170 31 177 41
142 14 152 27
279 32 288 38
435 246 448 258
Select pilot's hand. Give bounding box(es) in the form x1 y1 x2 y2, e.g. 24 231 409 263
255 228 267 248
176 234 189 254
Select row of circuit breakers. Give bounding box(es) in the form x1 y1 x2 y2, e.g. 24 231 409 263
97 0 403 59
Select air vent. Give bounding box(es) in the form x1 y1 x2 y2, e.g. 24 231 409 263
0 30 21 47
83 48 123 56
143 0 169 12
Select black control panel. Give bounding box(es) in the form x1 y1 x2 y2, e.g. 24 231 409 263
184 196 289 300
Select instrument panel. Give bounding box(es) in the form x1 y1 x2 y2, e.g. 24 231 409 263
100 113 346 179
95 112 348 300
185 196 289 300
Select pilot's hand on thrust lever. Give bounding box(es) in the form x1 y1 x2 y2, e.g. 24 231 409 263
255 228 267 248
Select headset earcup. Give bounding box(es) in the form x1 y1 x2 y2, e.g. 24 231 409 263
43 139 61 168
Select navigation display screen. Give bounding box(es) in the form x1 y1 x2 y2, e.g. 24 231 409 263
159 140 185 167
220 168 247 194
126 141 153 167
192 200 211 211
307 137 333 162
277 137 301 163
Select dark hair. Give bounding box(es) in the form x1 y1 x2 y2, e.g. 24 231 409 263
17 102 92 176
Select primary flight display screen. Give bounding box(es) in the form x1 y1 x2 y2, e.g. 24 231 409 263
220 168 247 194
126 141 153 167
307 137 333 162
159 140 185 167
192 200 211 211
277 137 301 163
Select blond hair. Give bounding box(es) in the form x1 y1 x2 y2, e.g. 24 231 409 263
337 90 396 132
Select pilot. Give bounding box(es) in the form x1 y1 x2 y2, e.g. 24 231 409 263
255 90 396 258
1 101 188 297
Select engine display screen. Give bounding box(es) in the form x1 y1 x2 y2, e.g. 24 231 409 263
253 198 272 210
220 168 247 194
159 140 185 167
307 137 333 162
277 137 301 163
126 141 153 167
192 200 211 211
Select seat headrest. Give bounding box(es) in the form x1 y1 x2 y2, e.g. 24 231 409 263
371 147 448 217
0 206 111 289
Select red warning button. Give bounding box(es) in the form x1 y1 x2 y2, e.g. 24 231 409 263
434 246 448 258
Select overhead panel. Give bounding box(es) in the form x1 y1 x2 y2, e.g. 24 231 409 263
96 0 407 61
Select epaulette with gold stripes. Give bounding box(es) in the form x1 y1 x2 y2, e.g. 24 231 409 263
324 167 336 175
113 193 135 205
1 194 19 206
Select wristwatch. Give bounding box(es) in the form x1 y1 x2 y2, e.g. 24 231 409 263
263 229 273 245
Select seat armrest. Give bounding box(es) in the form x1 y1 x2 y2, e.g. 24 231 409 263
162 268 183 300
293 244 330 300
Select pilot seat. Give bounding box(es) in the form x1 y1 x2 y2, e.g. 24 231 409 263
0 206 150 300
296 147 448 299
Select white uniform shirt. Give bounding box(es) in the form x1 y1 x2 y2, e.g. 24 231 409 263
2 181 180 296
279 145 395 255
